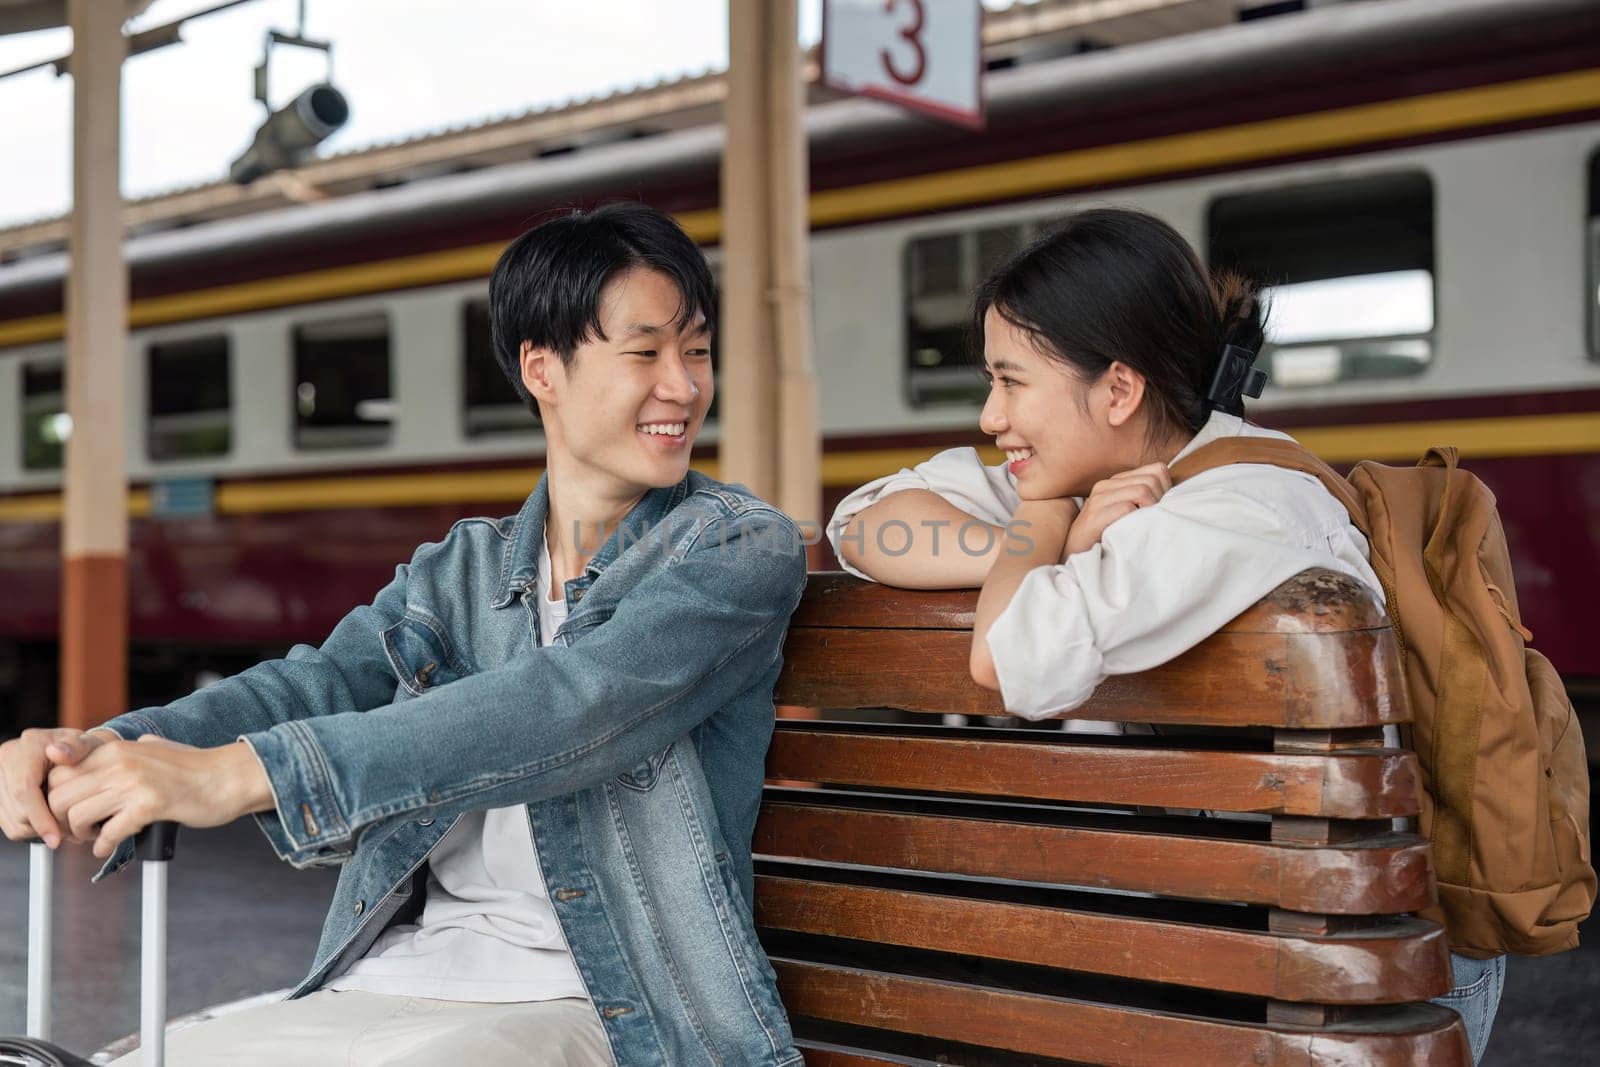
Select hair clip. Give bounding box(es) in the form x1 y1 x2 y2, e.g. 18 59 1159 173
1204 344 1267 413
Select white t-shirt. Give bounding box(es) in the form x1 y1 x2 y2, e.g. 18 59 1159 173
827 412 1385 721
326 530 588 1002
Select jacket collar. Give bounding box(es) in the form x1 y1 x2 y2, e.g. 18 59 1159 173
493 471 691 608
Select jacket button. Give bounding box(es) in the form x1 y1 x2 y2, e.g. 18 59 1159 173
414 661 437 689
572 588 585 603
417 818 434 827
353 899 365 916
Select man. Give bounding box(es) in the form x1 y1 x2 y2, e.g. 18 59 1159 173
0 202 807 1066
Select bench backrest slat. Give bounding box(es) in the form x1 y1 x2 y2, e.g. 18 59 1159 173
755 875 1449 1003
780 579 1408 729
766 724 1423 818
756 799 1434 913
774 959 1466 1066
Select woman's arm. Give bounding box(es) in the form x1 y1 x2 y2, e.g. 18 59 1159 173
827 447 1021 588
973 465 1168 692
837 490 1011 589
971 498 1077 687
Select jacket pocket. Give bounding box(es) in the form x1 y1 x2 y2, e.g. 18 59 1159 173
615 746 670 791
381 612 466 698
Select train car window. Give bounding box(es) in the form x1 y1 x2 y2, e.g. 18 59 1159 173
20 362 65 470
1208 172 1435 388
293 313 393 450
463 299 537 437
906 223 1027 407
148 336 231 461
1588 149 1599 359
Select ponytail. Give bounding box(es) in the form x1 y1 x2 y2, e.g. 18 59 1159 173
1212 270 1264 356
1199 271 1268 421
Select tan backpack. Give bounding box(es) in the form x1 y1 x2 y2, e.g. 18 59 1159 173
1172 438 1595 957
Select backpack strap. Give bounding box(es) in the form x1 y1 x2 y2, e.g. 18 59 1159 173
1168 436 1369 533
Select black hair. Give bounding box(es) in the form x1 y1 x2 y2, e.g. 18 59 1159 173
488 201 716 413
971 207 1264 438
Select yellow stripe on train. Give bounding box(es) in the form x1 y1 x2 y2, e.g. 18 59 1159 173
1 412 1598 523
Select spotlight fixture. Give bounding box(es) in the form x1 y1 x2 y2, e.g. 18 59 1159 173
227 2 346 185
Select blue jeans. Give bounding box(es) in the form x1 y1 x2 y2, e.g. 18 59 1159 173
1432 951 1506 1064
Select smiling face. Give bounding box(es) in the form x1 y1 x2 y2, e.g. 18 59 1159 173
523 266 715 497
979 307 1160 500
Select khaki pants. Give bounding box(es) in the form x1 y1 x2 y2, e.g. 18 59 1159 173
109 991 613 1066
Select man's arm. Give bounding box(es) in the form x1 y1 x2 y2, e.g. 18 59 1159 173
8 565 407 851
239 507 805 867
94 564 411 748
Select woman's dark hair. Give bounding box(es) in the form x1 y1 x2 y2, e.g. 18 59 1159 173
971 207 1264 436
489 201 716 413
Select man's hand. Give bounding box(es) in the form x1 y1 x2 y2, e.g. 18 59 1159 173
1063 462 1171 558
0 727 111 847
45 736 274 859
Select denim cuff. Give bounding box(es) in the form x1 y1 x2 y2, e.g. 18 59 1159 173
240 722 354 868
95 709 166 741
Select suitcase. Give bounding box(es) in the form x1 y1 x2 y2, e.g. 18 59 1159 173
1 823 180 1067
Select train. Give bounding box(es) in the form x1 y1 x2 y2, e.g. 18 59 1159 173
1 0 1598 731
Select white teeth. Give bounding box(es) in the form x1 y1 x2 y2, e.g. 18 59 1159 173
1005 448 1035 463
638 422 686 436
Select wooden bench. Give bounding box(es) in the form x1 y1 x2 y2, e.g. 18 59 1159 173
754 568 1470 1066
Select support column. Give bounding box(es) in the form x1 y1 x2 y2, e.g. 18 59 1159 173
60 0 128 730
765 0 820 536
720 0 819 532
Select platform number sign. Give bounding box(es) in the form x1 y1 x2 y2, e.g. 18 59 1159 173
821 0 985 130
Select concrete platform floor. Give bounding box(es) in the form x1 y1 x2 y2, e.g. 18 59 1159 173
3 815 1598 1063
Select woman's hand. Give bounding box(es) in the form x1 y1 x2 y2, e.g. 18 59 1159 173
44 736 274 858
1063 462 1171 557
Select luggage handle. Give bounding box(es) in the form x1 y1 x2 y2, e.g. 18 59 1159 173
25 821 180 1067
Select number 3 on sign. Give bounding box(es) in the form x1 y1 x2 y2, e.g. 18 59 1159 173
821 0 984 129
881 0 927 86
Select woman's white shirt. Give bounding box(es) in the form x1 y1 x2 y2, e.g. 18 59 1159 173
826 412 1384 720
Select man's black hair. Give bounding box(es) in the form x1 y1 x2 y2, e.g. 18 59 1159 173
488 201 716 414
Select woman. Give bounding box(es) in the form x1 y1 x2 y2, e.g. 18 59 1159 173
826 207 1502 1062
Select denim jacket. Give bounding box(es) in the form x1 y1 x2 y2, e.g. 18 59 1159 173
97 471 807 1066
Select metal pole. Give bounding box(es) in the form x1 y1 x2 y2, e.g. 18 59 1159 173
61 0 130 730
26 842 53 1040
142 858 168 1067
